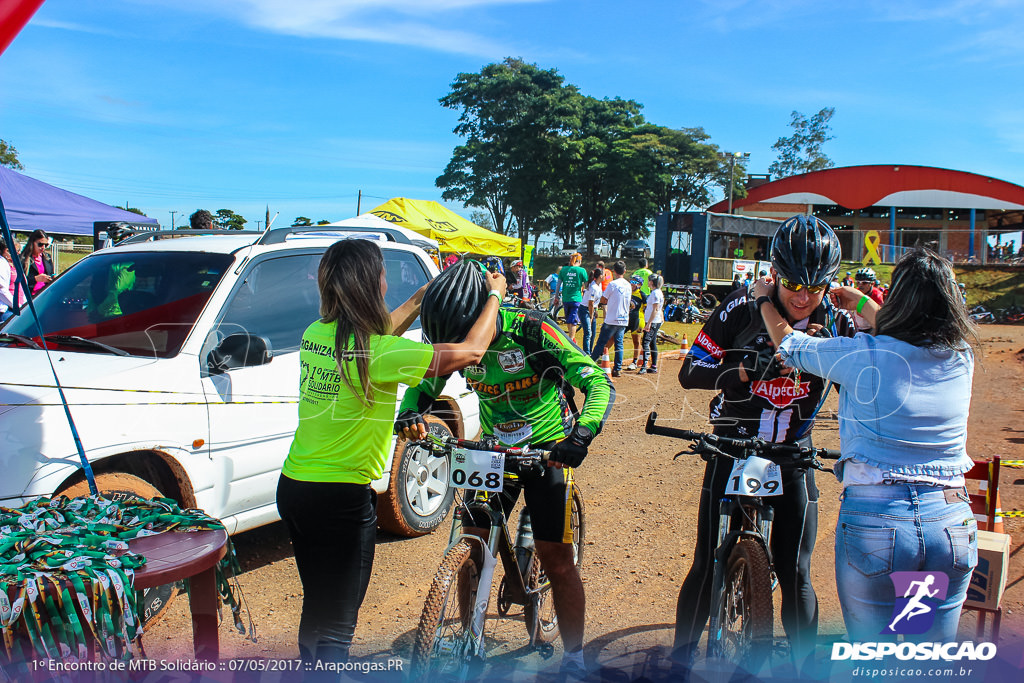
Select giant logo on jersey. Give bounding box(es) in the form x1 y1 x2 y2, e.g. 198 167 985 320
751 377 810 408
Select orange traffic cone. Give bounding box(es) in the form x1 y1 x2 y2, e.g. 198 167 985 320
600 353 613 379
677 334 689 360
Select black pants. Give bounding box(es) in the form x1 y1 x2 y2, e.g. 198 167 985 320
276 475 376 665
673 450 820 663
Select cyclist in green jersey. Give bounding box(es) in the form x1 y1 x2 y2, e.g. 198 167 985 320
396 260 614 677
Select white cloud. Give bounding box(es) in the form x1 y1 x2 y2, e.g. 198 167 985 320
149 0 546 57
29 18 121 37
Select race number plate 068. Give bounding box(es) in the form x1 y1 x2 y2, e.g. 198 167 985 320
725 455 783 496
450 448 505 492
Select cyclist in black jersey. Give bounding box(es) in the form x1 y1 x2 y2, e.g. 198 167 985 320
674 215 855 672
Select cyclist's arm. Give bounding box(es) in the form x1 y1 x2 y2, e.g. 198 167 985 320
390 282 429 336
678 309 749 391
536 318 614 434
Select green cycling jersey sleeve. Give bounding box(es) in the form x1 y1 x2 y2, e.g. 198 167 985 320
399 374 446 414
402 310 614 446
526 312 614 436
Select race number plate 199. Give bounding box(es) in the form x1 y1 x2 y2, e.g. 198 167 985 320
725 455 783 496
450 448 505 492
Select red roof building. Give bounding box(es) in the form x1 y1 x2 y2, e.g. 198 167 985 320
708 165 1024 263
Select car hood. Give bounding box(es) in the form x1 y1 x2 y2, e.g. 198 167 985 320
0 347 172 417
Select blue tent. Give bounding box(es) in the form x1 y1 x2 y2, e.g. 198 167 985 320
0 166 158 236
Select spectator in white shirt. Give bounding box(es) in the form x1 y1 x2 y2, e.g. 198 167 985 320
589 261 631 377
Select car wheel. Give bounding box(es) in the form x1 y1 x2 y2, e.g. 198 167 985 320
56 472 180 626
377 416 456 537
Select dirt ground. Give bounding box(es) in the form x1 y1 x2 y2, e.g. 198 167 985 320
142 325 1024 677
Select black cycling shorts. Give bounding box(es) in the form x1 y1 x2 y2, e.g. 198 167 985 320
469 463 576 544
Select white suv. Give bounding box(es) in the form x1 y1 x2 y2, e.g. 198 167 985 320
0 227 479 542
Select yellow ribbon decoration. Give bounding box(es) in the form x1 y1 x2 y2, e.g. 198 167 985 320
862 230 882 265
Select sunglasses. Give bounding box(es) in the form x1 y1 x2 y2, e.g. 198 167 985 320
778 278 828 294
36 241 50 248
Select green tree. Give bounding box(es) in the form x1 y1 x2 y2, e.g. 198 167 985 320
293 216 312 226
437 58 579 244
1 139 24 170
215 209 247 230
649 127 736 212
468 210 494 231
111 205 148 217
769 107 836 178
316 219 331 225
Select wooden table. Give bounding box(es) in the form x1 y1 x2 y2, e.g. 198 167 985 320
129 528 228 661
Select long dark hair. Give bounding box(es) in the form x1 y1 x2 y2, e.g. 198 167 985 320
20 229 49 273
317 239 392 405
874 249 978 350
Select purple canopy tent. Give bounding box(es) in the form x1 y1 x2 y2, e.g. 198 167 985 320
0 166 158 236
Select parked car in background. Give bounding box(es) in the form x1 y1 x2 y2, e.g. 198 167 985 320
558 244 581 257
620 239 651 259
593 238 613 259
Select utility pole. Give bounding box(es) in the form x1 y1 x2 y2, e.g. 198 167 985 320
357 190 362 215
256 220 263 231
721 151 750 214
170 210 177 230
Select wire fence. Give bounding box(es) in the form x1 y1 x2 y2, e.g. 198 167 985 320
52 241 93 274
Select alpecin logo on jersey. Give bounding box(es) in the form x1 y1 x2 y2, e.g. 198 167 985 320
751 377 810 408
695 330 724 359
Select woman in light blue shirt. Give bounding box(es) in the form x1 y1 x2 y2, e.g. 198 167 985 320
750 249 979 642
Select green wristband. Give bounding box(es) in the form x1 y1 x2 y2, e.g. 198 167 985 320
856 295 869 313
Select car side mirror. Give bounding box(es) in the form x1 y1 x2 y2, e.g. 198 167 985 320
208 333 273 374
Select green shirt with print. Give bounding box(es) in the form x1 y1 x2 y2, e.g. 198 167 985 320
558 265 588 303
283 320 434 484
401 308 614 447
633 267 652 297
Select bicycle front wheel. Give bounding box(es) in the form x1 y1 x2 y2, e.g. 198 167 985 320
524 484 585 643
411 540 484 681
715 538 773 672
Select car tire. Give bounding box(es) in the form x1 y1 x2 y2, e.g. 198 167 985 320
377 415 456 537
56 472 180 626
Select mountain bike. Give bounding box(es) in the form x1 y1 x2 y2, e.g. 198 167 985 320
409 433 586 681
644 412 839 672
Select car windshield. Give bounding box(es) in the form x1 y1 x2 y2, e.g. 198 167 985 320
3 251 233 358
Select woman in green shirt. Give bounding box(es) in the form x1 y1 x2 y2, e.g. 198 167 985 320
276 240 505 667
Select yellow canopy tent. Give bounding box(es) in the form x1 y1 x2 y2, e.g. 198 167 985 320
370 197 520 257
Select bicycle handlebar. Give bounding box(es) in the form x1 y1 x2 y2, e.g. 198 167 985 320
417 433 552 460
644 412 840 463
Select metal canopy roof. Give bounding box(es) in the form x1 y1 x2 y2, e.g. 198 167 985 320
710 165 1024 212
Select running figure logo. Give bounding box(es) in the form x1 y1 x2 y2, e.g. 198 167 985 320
885 572 949 635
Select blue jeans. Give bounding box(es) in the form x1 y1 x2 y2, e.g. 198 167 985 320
590 323 626 371
835 484 977 642
579 308 594 355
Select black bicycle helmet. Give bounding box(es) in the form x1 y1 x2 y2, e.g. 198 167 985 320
770 215 842 286
420 260 489 343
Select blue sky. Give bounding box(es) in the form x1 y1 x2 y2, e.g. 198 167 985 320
3 0 1023 245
